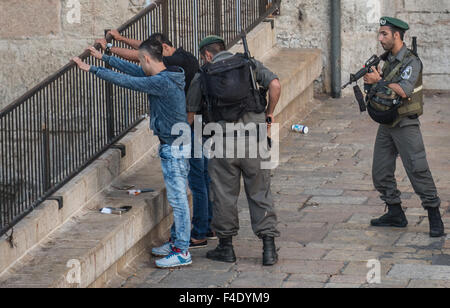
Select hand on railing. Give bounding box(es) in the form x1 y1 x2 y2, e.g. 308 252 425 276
95 38 107 51
72 57 91 72
108 29 123 41
87 46 103 60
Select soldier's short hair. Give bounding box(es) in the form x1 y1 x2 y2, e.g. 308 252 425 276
200 42 226 57
388 25 405 41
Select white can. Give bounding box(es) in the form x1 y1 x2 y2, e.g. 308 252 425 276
292 124 309 134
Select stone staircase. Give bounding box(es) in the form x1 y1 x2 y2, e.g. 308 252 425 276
0 19 322 288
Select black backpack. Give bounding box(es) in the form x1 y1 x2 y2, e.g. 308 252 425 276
200 54 267 123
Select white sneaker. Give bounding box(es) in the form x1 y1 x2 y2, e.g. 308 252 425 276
151 242 173 257
155 248 192 269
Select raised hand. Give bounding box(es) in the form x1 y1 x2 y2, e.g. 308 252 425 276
108 29 122 41
72 57 91 72
87 46 103 60
95 38 107 51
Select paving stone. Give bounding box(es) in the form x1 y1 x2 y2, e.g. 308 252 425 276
228 271 287 288
310 196 369 205
322 229 402 247
431 254 450 266
328 275 368 284
361 278 410 288
287 273 331 283
341 261 393 277
324 283 362 288
395 233 446 249
279 260 345 275
407 279 450 288
302 188 344 196
146 269 236 288
112 94 450 289
282 281 325 288
300 211 353 224
278 247 328 260
277 226 330 244
388 264 450 280
323 250 382 262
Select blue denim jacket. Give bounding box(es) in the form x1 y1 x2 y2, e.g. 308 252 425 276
90 55 188 145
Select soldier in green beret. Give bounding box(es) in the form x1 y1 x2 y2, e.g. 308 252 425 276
186 35 282 265
364 17 445 237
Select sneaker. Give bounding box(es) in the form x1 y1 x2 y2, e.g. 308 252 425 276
155 247 192 269
151 242 173 257
206 231 218 240
189 239 208 249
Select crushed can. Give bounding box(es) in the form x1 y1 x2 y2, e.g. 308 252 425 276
292 124 309 134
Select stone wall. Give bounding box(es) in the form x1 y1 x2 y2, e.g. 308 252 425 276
0 0 146 110
276 0 450 95
1 0 448 108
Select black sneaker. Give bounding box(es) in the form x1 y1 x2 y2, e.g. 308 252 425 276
189 239 208 249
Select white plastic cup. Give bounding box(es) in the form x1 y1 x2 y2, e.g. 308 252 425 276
292 124 309 134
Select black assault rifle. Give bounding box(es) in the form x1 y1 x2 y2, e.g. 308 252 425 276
241 31 272 148
342 37 418 113
342 52 388 112
241 31 258 91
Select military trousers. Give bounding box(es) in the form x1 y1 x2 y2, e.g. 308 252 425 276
208 154 280 239
372 122 440 209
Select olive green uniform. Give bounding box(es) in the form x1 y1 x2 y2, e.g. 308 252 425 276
186 51 280 239
371 44 441 209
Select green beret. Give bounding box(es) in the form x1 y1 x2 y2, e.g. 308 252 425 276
199 35 225 50
380 17 409 31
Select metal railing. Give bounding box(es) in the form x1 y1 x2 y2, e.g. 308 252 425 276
0 0 281 237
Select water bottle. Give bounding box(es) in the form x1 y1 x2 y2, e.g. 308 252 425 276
292 124 309 134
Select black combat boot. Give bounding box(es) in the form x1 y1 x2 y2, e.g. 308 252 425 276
370 204 408 228
427 207 445 238
262 236 278 266
206 237 236 263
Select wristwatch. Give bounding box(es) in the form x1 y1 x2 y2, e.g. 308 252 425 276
105 43 113 54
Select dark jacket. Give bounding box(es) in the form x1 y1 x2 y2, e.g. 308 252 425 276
163 48 199 94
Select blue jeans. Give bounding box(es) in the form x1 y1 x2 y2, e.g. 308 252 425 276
159 143 191 252
189 149 214 240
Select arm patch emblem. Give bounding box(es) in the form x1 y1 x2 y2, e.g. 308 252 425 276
401 66 412 80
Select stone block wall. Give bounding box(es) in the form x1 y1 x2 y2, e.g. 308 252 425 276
0 0 146 109
276 0 450 95
1 0 448 108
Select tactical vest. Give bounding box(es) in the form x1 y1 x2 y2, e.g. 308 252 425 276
368 48 423 127
200 54 267 123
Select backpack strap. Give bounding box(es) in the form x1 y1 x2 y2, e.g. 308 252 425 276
384 61 403 82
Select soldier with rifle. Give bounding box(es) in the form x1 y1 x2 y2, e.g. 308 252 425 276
186 34 282 266
344 17 445 238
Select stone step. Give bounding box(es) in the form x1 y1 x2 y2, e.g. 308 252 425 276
263 47 322 122
0 136 177 288
228 19 276 60
0 116 161 277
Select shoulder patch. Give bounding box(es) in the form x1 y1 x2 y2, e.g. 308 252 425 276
401 66 412 80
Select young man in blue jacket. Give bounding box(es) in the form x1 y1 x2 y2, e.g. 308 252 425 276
73 38 192 269
96 32 214 248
